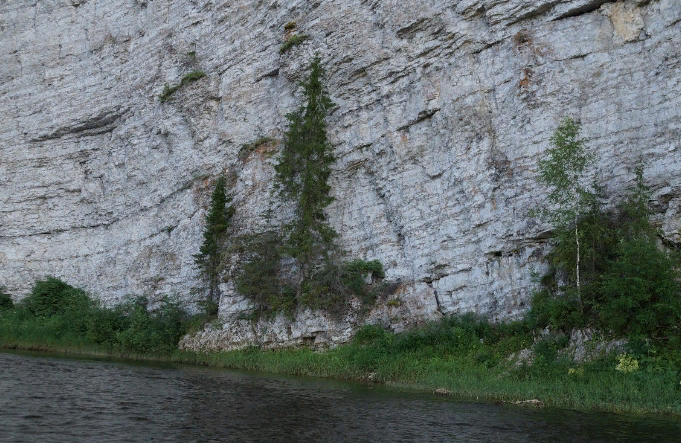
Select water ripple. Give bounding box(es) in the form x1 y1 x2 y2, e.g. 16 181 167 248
0 350 679 443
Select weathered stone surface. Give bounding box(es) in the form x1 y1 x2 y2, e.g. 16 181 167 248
1 1 680 348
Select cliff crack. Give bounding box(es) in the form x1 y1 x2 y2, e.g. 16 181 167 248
30 107 128 142
550 0 616 21
396 108 440 132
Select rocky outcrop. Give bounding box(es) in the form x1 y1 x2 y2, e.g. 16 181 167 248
1 1 680 349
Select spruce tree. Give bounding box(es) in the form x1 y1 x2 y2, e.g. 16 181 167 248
193 175 234 302
275 55 338 298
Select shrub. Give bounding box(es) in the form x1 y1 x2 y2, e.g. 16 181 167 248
525 288 584 331
279 34 309 54
597 236 681 337
615 353 640 373
0 286 13 310
0 278 203 356
284 21 297 31
301 259 385 314
235 231 295 316
115 296 190 354
159 70 206 102
21 277 91 318
353 324 388 345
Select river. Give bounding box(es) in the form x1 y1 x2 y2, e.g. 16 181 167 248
0 350 679 442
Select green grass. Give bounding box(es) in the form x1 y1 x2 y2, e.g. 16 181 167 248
159 70 206 102
168 324 681 416
279 34 309 54
3 279 680 417
3 305 680 416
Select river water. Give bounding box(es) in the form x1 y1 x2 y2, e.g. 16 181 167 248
0 351 679 442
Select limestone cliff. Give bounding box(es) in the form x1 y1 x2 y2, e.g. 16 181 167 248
1 0 679 350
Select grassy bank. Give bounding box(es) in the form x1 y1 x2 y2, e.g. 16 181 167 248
2 292 680 416
2 278 680 416
169 321 681 416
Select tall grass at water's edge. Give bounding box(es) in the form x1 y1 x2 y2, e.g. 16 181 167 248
3 312 680 417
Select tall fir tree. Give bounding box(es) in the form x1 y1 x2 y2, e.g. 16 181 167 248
275 55 338 298
193 175 234 302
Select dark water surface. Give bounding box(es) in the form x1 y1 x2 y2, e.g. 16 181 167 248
1 351 679 442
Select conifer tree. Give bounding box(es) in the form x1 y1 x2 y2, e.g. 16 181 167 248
275 55 338 298
193 175 234 302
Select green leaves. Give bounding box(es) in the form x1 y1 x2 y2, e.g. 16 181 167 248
531 119 681 351
536 117 597 225
274 55 338 295
0 286 13 311
159 70 206 102
193 176 234 302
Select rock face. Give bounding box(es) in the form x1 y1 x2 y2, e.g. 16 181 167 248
1 1 680 349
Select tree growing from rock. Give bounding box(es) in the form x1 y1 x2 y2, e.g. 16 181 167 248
193 175 234 303
534 117 596 308
274 55 338 299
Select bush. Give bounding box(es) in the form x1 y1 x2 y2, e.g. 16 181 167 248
0 286 13 310
22 277 91 318
529 162 681 346
302 259 385 314
159 70 206 102
597 236 681 337
235 231 295 316
525 288 585 331
279 34 308 54
0 278 201 356
115 296 190 354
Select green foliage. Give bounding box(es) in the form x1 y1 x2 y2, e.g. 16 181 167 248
536 117 597 223
530 160 681 352
274 55 338 298
534 117 598 307
116 296 189 355
525 288 585 331
302 260 385 311
159 70 206 102
279 34 309 54
0 286 13 311
233 58 389 318
193 176 234 302
235 231 295 316
284 21 297 30
597 236 681 337
0 278 201 356
21 276 92 318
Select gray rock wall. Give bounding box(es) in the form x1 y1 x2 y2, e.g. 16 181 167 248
1 0 680 348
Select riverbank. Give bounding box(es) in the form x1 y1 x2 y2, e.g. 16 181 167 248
3 278 680 417
3 322 680 417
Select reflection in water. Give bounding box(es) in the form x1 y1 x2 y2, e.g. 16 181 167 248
0 351 679 442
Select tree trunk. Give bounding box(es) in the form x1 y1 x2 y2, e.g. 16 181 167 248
575 218 583 310
295 259 305 301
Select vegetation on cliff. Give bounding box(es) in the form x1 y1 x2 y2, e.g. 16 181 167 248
2 85 680 416
159 70 206 102
232 56 387 317
193 175 234 303
274 55 338 300
2 293 680 415
529 118 681 357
